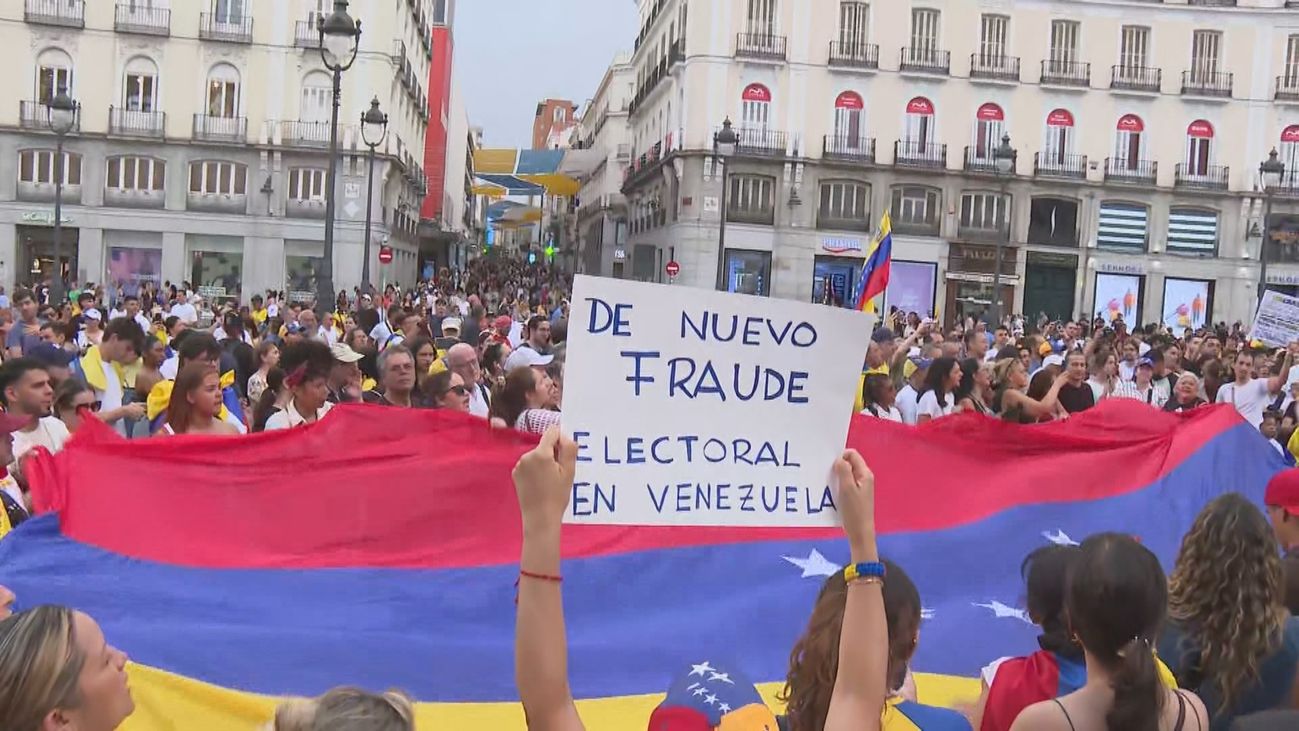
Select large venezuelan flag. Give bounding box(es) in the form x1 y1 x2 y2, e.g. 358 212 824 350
0 402 1284 730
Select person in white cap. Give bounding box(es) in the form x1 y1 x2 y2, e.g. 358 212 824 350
75 308 104 352
503 347 554 374
326 342 366 404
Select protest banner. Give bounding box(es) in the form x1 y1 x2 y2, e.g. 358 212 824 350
562 275 872 527
1250 289 1299 347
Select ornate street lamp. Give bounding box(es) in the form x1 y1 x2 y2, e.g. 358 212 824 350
712 118 738 291
47 86 78 305
316 0 361 311
360 97 389 292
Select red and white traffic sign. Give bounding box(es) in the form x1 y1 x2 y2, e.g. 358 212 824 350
378 245 393 264
665 260 680 278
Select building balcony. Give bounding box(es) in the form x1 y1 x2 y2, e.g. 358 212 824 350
1272 173 1299 198
192 114 247 142
823 135 876 164
1104 158 1157 185
899 47 950 75
669 39 684 65
17 181 82 205
1174 163 1229 190
295 19 321 48
735 33 786 62
828 41 879 70
280 120 331 147
286 198 328 220
1040 60 1090 88
734 127 787 157
19 100 80 133
894 140 947 169
963 146 1008 174
114 3 169 35
957 223 1010 243
104 186 165 210
1034 152 1088 180
891 216 940 237
1111 65 1161 93
1181 70 1233 98
1277 76 1299 102
969 53 1020 82
199 13 253 44
817 213 871 234
391 39 407 64
186 192 246 215
24 0 84 28
109 107 165 138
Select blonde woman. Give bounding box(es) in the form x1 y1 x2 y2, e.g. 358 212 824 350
269 687 414 731
0 605 134 730
992 357 1069 424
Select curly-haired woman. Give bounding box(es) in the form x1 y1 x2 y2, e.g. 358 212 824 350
1157 493 1299 730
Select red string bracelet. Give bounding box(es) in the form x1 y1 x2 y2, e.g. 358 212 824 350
513 570 563 605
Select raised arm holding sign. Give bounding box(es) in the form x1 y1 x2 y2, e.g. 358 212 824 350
562 275 873 527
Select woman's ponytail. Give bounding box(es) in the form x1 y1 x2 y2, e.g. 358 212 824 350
1106 637 1162 731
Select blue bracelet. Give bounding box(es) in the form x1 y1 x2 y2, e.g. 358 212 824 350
843 561 886 583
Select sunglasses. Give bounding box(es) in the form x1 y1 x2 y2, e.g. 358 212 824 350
447 385 468 397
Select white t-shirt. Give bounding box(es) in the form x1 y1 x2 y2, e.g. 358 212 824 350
97 360 128 436
170 302 198 324
264 399 334 431
860 405 903 423
160 355 179 380
1215 378 1274 427
916 390 955 421
896 384 921 425
12 416 70 461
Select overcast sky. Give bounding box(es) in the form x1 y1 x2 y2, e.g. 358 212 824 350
456 0 638 148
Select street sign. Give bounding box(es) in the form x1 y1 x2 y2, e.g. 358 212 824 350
665 260 680 278
378 246 394 264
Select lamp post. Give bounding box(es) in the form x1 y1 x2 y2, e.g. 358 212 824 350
317 0 361 311
712 118 738 291
1259 148 1286 305
989 133 1016 328
360 97 388 293
47 85 77 306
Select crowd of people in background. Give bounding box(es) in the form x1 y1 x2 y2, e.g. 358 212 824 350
6 261 1299 730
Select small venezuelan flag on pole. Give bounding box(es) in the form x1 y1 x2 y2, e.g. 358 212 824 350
851 211 893 314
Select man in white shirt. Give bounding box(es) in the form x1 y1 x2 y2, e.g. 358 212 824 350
109 294 154 335
1217 350 1290 427
169 294 199 325
0 358 69 464
896 357 931 425
446 343 490 418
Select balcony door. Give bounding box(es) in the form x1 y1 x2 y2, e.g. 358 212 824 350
1185 120 1213 177
833 91 864 150
1114 114 1144 169
1043 108 1075 166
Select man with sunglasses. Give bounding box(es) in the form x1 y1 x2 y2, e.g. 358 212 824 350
445 342 489 418
0 357 69 468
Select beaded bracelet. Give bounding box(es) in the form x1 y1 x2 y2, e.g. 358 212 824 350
843 561 886 584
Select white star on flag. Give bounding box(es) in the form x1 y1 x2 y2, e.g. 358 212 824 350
920 607 936 621
973 600 1033 624
704 694 719 706
692 687 709 697
708 671 734 685
718 702 732 713
781 548 839 578
1042 529 1079 546
689 661 716 677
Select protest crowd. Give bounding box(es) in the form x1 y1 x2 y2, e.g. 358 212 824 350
2 257 1299 731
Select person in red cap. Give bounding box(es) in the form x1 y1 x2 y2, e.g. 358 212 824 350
1265 469 1299 615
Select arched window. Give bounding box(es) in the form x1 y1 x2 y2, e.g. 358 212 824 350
18 149 81 186
903 96 935 151
300 70 331 122
124 56 159 112
36 47 73 103
206 63 240 118
1185 119 1214 177
832 91 865 149
1043 108 1075 165
1282 125 1299 184
741 83 771 129
1114 114 1144 168
973 102 1004 160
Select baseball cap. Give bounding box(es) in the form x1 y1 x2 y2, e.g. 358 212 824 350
286 321 306 335
441 317 463 333
82 308 102 321
0 410 32 433
1043 354 1065 369
28 343 75 369
504 347 554 372
647 661 776 731
1136 356 1155 369
1266 469 1299 514
493 315 513 331
871 327 896 344
902 356 934 381
329 342 364 363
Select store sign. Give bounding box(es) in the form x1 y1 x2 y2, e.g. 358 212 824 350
948 243 1016 276
1267 272 1299 286
1027 251 1079 268
613 248 627 261
820 236 864 254
1096 261 1145 275
20 211 71 225
946 271 1021 285
197 286 227 299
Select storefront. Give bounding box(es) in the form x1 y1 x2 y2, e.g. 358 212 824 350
724 249 771 296
1091 265 1145 325
186 234 242 304
285 239 324 305
812 235 867 307
1161 277 1213 336
944 243 1017 327
1023 251 1079 322
106 246 162 299
17 216 78 292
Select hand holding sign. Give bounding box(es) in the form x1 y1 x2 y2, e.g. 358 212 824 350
514 427 579 533
563 275 872 527
834 449 877 562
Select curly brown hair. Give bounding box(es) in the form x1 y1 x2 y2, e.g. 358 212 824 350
1167 493 1287 715
779 560 918 731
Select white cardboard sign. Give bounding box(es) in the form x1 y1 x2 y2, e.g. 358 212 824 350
562 275 873 527
1251 290 1299 347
